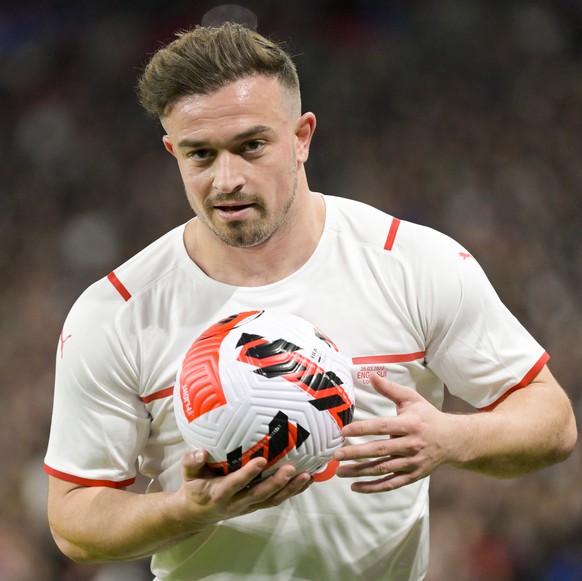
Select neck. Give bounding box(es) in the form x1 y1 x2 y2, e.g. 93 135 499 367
184 189 325 287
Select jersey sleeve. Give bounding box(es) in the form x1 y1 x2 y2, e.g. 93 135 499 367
44 279 150 488
408 225 548 410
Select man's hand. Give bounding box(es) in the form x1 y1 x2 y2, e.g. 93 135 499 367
48 452 313 563
333 373 451 493
334 365 577 493
179 450 313 527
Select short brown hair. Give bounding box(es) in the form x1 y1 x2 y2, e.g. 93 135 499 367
137 23 300 118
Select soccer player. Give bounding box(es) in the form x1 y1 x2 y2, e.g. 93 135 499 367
45 23 577 580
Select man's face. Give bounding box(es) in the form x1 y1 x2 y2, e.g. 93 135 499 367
162 76 306 248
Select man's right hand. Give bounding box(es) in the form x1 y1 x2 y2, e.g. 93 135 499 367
179 449 313 527
47 452 312 563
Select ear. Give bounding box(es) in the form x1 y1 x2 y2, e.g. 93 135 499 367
162 135 176 157
295 112 316 164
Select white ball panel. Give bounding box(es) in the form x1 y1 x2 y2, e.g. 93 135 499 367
173 310 355 477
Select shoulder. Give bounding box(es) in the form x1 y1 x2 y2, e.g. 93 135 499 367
322 194 491 315
323 194 468 264
64 223 190 332
323 195 396 249
106 223 191 302
57 224 191 390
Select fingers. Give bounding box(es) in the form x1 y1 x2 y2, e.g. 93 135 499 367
182 449 312 520
369 373 423 405
183 450 269 488
349 472 414 494
336 457 423 493
220 465 312 517
243 467 313 509
336 455 413 478
182 449 209 480
340 417 408 440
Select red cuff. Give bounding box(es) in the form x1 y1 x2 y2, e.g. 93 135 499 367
44 464 136 489
479 352 550 412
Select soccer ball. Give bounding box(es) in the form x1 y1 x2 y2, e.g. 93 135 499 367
174 310 355 478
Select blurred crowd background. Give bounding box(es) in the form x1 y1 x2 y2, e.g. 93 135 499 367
1 0 581 579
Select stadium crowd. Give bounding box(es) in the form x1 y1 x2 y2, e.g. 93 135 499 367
1 1 581 579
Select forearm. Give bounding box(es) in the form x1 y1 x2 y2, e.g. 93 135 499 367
48 454 312 563
445 370 577 477
48 484 196 562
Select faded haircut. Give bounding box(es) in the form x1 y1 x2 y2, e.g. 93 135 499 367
137 22 300 119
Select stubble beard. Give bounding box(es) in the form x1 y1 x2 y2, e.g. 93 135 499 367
197 170 298 249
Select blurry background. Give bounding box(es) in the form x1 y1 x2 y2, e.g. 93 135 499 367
1 0 581 579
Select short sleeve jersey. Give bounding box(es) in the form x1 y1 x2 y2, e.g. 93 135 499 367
45 195 548 581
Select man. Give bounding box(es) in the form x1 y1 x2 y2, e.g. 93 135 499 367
45 23 577 580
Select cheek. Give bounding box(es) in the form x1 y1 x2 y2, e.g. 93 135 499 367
181 180 210 216
179 166 209 197
267 148 297 183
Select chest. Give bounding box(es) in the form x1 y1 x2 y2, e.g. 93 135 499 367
133 250 442 430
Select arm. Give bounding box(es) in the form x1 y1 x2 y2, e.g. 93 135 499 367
48 451 312 562
333 365 577 493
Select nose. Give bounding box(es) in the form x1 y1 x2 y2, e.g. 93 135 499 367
212 152 245 195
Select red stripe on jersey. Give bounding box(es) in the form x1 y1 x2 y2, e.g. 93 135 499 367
141 386 174 403
107 271 132 301
44 464 136 489
384 218 401 251
352 351 425 365
479 352 550 412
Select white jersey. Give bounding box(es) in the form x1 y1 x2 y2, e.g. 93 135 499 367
45 195 547 580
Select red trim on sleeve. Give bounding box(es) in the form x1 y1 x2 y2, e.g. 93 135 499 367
479 352 550 412
107 271 132 302
384 218 401 251
352 351 425 365
141 386 174 403
44 464 136 489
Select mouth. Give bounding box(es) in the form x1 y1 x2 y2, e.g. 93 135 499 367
213 202 256 220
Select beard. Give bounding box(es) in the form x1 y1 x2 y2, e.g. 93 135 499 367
195 170 298 249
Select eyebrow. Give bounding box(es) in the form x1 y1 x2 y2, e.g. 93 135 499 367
177 125 274 149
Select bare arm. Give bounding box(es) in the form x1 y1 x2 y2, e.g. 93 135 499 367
48 451 312 562
333 365 577 493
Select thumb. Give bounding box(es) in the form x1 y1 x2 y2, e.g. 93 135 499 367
182 449 208 481
369 373 422 406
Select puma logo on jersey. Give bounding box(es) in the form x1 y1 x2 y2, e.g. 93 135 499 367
459 252 473 260
59 331 72 358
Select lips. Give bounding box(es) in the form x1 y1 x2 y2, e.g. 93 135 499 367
214 203 255 219
215 203 253 211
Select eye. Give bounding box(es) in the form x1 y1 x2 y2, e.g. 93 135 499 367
241 140 265 154
186 149 214 162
